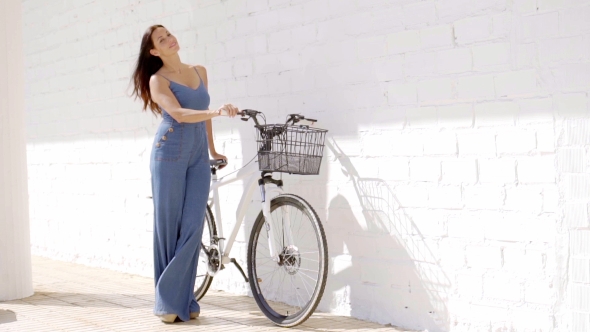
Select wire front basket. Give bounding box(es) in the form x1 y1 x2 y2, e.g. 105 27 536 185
256 124 328 175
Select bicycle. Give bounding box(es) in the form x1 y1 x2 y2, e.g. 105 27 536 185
194 110 329 327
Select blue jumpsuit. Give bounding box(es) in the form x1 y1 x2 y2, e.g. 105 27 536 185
150 67 211 322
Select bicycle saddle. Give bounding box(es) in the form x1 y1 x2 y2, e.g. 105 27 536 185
209 159 227 168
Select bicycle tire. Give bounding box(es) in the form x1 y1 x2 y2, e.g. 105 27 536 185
247 194 328 327
194 205 217 301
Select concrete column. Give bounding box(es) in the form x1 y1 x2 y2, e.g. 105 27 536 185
0 0 34 300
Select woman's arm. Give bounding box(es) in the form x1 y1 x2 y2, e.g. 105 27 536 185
149 75 219 123
197 65 225 158
206 119 217 154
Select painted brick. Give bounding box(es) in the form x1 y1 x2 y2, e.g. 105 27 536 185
474 101 517 127
387 30 420 54
537 127 556 153
409 158 441 182
454 16 492 45
357 35 387 60
441 159 477 184
479 159 515 184
394 185 429 208
438 104 473 128
520 12 559 41
494 70 537 98
411 209 449 237
524 280 555 305
372 56 404 82
554 93 589 118
448 215 484 240
418 78 454 104
388 82 417 105
457 75 495 101
504 186 544 213
406 106 438 129
496 130 536 155
423 132 457 156
472 43 510 69
483 274 522 302
246 0 268 14
456 272 483 299
233 58 253 77
420 25 453 50
466 246 502 269
517 157 556 184
389 132 424 156
463 186 505 210
538 35 590 65
457 131 497 156
543 186 559 213
517 98 554 124
428 186 463 209
402 1 437 27
268 30 291 53
404 52 437 78
561 5 590 36
436 48 472 75
378 157 409 182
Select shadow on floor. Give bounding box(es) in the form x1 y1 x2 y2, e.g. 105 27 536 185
0 309 17 325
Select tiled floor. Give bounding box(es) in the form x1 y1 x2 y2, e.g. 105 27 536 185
0 256 407 332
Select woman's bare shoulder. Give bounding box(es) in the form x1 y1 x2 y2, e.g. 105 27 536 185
192 64 207 74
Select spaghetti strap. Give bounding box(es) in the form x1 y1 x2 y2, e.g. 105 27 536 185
193 66 202 80
156 74 171 82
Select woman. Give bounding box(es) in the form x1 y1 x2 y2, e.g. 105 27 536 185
131 24 239 323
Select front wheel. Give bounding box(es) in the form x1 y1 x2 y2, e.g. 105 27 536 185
247 194 328 327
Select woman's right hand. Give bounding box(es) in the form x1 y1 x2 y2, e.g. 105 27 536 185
217 104 239 118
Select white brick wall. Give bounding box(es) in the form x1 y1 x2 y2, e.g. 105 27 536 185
21 0 590 331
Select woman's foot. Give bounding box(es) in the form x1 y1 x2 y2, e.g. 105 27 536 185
157 314 177 323
190 312 200 319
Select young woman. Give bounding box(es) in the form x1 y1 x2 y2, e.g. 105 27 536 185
131 25 239 323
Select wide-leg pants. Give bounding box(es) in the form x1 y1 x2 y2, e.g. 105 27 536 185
150 120 210 322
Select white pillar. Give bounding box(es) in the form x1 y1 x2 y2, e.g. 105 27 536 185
0 0 34 301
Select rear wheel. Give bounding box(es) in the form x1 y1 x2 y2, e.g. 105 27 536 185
194 205 216 301
247 194 328 327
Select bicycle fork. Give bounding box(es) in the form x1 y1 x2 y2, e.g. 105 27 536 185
258 176 293 262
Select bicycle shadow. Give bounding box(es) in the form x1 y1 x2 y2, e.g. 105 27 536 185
320 138 451 332
0 309 16 325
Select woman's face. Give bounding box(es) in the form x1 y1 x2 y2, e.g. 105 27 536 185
150 27 180 57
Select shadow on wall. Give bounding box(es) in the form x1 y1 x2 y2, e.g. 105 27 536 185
0 309 17 325
322 138 451 332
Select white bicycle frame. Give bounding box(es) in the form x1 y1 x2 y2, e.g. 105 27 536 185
207 160 294 266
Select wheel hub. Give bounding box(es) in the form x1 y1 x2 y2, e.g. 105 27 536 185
279 245 301 275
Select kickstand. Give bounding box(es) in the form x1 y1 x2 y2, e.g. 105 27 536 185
230 258 249 283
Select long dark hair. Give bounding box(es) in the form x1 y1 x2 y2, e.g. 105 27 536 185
131 24 164 116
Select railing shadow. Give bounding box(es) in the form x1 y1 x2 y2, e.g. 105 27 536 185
324 138 451 332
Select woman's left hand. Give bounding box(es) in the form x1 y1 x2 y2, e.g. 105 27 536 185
211 152 228 169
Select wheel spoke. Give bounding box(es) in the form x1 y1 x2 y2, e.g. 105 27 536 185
249 196 327 327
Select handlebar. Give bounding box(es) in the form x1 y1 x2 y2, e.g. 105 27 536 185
238 109 318 127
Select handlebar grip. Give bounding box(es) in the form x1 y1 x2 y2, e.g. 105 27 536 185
306 118 317 122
